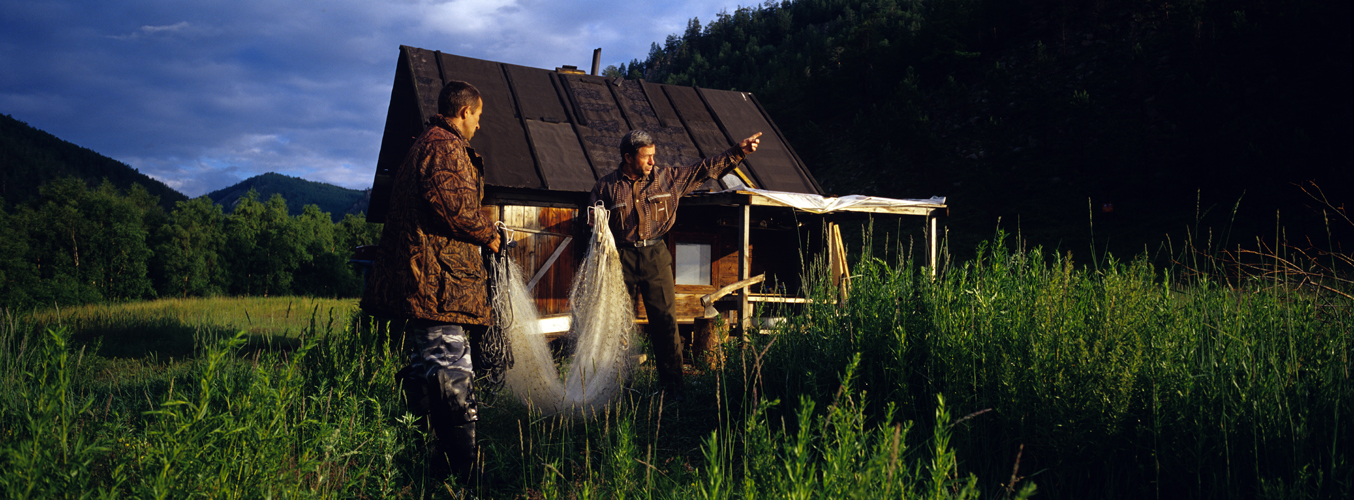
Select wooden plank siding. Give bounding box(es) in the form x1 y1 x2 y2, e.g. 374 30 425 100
498 205 579 316
485 203 842 330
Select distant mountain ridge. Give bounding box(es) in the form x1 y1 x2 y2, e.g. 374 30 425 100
206 172 371 222
0 113 188 208
1 114 371 219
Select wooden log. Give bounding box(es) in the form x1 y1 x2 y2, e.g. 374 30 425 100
691 317 725 370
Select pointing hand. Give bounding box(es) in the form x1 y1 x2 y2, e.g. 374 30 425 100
740 132 762 154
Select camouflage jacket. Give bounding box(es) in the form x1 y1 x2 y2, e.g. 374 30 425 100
589 147 746 244
361 115 497 325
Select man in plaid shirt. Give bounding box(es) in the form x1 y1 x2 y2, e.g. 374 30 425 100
589 129 761 401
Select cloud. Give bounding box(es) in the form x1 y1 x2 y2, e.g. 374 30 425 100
423 0 521 34
129 156 247 199
1 0 756 198
130 125 380 195
141 21 189 34
108 21 209 40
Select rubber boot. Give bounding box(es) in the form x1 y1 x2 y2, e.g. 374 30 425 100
433 420 479 487
428 365 479 487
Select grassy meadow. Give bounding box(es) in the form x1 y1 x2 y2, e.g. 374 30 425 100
26 296 356 357
1 235 1350 499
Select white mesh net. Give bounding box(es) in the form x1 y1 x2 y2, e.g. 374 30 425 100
491 205 635 416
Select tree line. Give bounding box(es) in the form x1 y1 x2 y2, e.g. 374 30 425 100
1 113 187 210
0 177 381 310
206 172 371 223
606 0 1351 260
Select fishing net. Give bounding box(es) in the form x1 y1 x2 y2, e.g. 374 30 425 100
489 205 635 416
478 257 516 393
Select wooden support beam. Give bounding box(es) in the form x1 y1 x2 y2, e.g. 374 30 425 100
738 204 751 339
503 225 571 238
829 222 850 302
701 273 766 317
526 236 572 292
928 212 938 279
747 295 827 304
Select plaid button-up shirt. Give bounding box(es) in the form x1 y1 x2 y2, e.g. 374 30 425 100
589 147 746 244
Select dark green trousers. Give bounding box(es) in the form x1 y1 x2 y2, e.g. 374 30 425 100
618 243 684 393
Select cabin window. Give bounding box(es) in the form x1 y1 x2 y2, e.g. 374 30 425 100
675 242 712 285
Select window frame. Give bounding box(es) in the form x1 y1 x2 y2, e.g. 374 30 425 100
668 232 719 294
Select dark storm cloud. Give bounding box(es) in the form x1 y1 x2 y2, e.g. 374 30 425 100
0 0 741 197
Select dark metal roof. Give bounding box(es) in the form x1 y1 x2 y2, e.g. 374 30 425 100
369 45 823 222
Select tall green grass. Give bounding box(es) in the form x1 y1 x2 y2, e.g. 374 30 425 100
1 297 1003 499
0 304 416 498
756 230 1351 498
3 231 1346 498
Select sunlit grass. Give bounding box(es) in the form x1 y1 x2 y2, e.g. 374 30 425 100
0 296 1003 499
30 296 358 340
1 233 1349 498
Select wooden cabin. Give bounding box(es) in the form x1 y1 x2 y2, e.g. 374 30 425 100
366 46 946 355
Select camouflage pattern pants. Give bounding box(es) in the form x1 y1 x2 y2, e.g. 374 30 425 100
397 320 482 482
399 321 478 426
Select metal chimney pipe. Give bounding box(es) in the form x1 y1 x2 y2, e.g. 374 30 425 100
591 48 601 76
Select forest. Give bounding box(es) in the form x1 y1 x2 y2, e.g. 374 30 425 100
0 177 381 310
1 113 186 210
608 0 1351 260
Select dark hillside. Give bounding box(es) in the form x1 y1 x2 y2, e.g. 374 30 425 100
0 113 188 210
622 0 1353 261
206 172 371 222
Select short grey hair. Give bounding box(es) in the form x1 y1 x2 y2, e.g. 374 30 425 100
619 130 655 159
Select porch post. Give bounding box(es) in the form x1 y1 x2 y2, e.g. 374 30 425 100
928 210 938 279
738 204 751 340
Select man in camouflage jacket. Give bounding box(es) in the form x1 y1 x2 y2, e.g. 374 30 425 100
362 80 500 485
589 129 761 401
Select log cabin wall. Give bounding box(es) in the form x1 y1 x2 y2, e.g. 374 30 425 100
495 205 579 316
485 202 836 348
489 203 816 324
662 207 745 323
659 205 824 324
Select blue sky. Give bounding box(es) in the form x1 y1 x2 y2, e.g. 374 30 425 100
0 0 746 197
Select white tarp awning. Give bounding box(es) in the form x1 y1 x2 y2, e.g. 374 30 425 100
732 188 946 215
